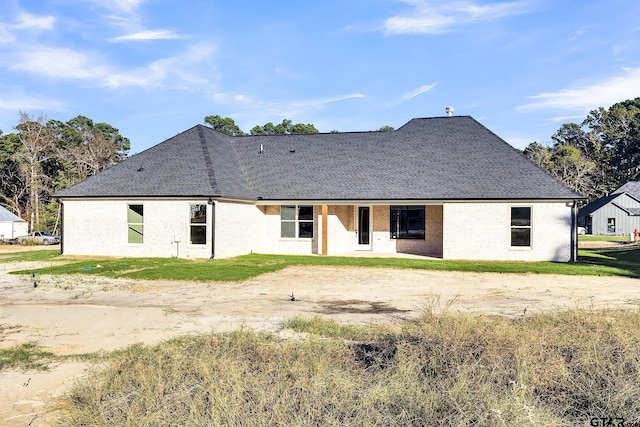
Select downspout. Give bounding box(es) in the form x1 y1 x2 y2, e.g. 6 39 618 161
59 200 64 255
570 200 577 262
209 199 215 259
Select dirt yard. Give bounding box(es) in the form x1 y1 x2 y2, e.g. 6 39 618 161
1 251 639 426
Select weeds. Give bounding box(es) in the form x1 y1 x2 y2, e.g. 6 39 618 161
56 308 640 426
0 342 55 371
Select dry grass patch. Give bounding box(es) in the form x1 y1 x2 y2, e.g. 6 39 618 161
55 309 640 426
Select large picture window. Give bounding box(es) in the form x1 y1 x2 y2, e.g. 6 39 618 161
390 206 425 239
190 204 207 245
127 204 144 244
511 206 531 247
281 205 314 238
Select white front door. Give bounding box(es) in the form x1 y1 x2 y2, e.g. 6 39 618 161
354 205 372 250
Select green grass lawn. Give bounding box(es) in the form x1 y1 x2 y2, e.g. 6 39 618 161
0 249 61 263
4 245 640 281
579 234 633 242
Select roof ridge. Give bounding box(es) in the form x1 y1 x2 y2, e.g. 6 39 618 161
197 125 219 195
395 115 473 131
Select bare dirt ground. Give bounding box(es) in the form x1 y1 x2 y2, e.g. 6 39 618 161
1 246 639 426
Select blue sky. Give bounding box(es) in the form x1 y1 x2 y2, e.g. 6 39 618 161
1 0 639 154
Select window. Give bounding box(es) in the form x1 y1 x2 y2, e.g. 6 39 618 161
127 204 144 244
607 218 616 234
190 204 207 244
281 205 314 238
390 206 425 239
511 206 531 247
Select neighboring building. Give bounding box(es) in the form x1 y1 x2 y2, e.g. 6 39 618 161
0 206 28 242
54 116 583 261
578 182 640 235
612 181 640 198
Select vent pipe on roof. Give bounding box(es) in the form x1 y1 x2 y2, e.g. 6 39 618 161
446 106 454 117
259 144 264 154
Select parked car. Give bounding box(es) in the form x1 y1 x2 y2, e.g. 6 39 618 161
16 230 60 246
578 226 587 235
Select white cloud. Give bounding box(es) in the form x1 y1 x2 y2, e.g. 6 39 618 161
9 47 110 80
568 27 585 42
545 114 587 124
6 42 215 90
14 12 56 30
517 67 640 113
234 94 255 103
0 93 64 112
213 93 364 109
86 0 145 14
384 0 530 34
0 12 56 43
111 29 183 42
315 93 366 105
400 83 438 101
291 93 365 108
105 43 216 89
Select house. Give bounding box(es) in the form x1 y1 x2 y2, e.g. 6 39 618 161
54 116 583 261
612 181 640 199
0 205 28 242
578 182 640 235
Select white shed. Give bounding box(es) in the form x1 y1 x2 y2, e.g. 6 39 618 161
0 206 28 242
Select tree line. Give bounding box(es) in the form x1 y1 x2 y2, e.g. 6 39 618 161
204 115 321 136
0 112 130 232
524 97 640 201
1 101 638 232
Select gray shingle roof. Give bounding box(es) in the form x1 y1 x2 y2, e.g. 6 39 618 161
0 205 25 222
55 116 581 201
579 192 640 216
612 181 640 199
578 193 621 216
55 125 253 199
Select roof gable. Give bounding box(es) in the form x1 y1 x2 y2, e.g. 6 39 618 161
612 181 640 199
55 116 581 201
579 192 640 216
0 205 25 222
612 202 640 216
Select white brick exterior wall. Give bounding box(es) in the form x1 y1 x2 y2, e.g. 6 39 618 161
212 202 265 258
442 201 572 261
62 199 214 258
259 205 316 255
62 199 573 261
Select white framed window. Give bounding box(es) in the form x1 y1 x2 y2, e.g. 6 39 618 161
190 204 207 245
127 204 144 244
281 205 314 238
510 206 531 247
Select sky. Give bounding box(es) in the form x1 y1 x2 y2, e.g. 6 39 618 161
1 0 639 154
